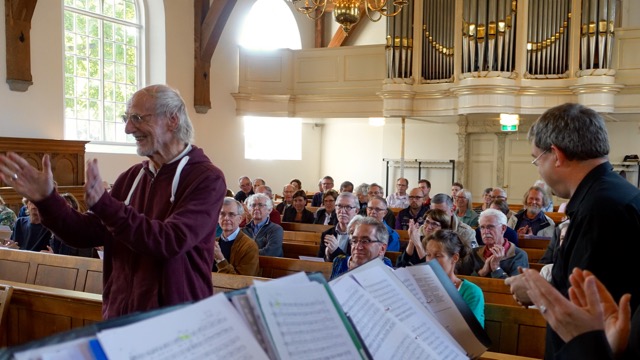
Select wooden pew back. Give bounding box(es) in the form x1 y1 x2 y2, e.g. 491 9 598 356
1 280 102 347
459 275 520 306
0 248 103 294
211 272 271 294
280 222 332 233
484 304 546 358
259 255 333 281
282 231 321 245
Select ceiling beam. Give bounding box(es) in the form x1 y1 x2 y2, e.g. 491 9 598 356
4 0 38 91
194 0 237 114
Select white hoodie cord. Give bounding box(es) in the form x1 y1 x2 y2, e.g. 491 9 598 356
170 156 190 203
124 168 145 206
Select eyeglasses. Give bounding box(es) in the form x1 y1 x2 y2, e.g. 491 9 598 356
121 113 156 124
479 224 499 231
336 205 357 211
489 195 506 200
408 196 423 200
531 149 549 166
250 203 268 209
219 212 239 218
424 220 442 228
367 207 387 213
350 237 382 246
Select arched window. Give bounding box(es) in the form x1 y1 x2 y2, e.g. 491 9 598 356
63 0 143 143
239 0 301 50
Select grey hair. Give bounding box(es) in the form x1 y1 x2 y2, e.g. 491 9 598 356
369 183 385 195
523 186 550 208
222 197 244 216
355 183 369 195
353 216 389 245
132 84 194 144
432 193 454 209
238 176 250 183
457 189 473 203
479 208 508 226
528 103 609 161
337 191 359 208
246 193 273 211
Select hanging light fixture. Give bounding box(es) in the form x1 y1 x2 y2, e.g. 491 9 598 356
285 0 408 34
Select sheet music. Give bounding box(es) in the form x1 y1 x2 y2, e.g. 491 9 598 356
330 276 443 359
298 255 324 262
395 263 490 359
14 336 95 360
253 281 364 360
97 293 269 360
344 259 467 359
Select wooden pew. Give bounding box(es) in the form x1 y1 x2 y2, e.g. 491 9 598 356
460 275 520 307
283 242 321 259
522 248 546 264
1 280 103 347
283 231 321 245
544 212 566 225
484 304 546 359
518 235 551 250
280 222 332 233
259 255 333 281
211 272 271 294
0 248 103 294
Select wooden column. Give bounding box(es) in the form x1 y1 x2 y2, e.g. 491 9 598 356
4 0 37 92
194 0 237 114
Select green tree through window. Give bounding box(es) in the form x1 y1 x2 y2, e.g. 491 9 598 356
64 0 141 143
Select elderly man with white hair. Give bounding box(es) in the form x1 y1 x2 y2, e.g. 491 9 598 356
242 193 283 257
472 208 529 279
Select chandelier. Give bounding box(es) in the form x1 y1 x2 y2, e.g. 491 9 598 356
286 0 408 34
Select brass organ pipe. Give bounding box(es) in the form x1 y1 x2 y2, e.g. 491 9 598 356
477 0 486 71
470 0 477 72
606 0 615 68
463 0 470 73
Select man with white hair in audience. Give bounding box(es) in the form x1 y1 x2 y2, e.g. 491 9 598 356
318 192 360 261
254 185 282 225
213 197 259 276
276 184 295 215
329 216 392 280
472 208 529 279
234 176 254 202
243 193 283 257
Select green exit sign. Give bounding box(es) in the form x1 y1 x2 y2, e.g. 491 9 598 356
501 124 518 131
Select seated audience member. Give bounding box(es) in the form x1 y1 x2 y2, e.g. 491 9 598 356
395 187 429 230
396 209 451 267
0 195 17 228
243 194 283 257
451 182 464 210
314 189 338 225
339 181 354 193
475 198 519 246
489 187 516 221
234 176 254 202
522 268 639 359
213 197 259 276
354 183 369 211
49 193 95 257
276 184 295 215
507 186 555 237
252 178 265 193
289 179 302 191
426 229 485 326
418 179 432 207
361 183 395 227
254 185 282 225
471 209 529 278
386 177 410 209
534 179 554 212
473 187 493 214
430 193 477 249
225 189 234 197
17 197 28 218
283 190 315 224
318 192 360 261
454 189 479 227
312 176 334 207
11 200 52 252
366 196 400 252
330 216 392 280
